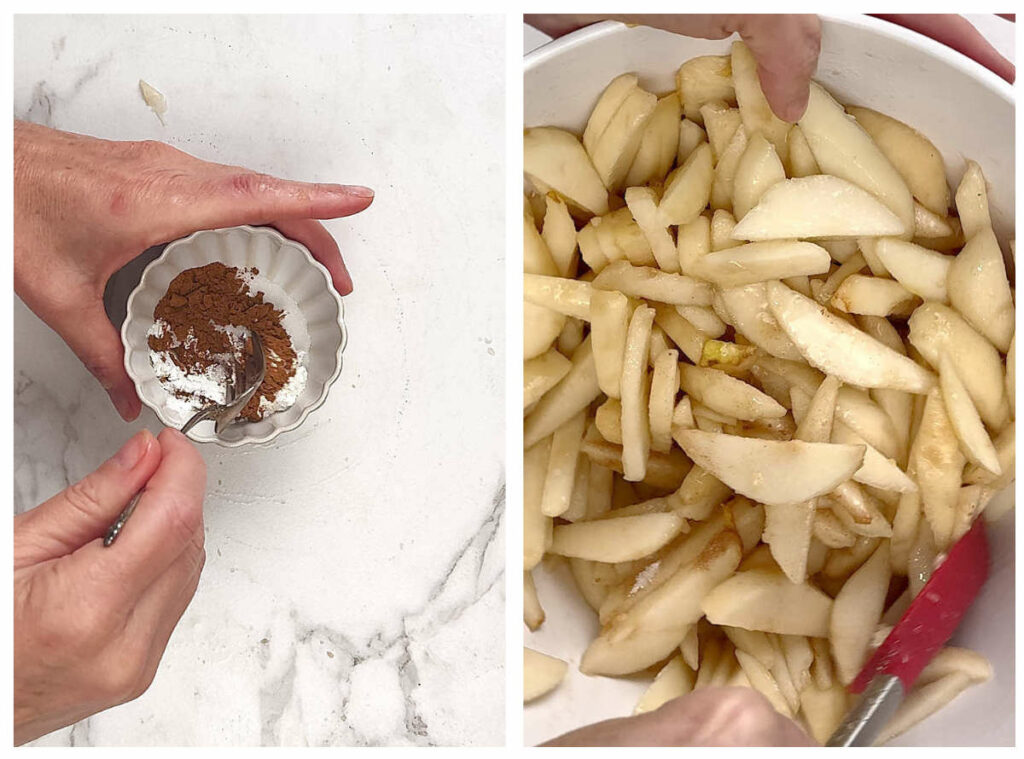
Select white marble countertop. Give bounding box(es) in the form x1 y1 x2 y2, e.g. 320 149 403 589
15 14 505 747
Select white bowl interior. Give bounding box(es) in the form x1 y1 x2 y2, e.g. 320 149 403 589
524 17 1014 747
123 226 345 446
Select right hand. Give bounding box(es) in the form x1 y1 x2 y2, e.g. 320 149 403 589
14 429 207 745
542 687 817 746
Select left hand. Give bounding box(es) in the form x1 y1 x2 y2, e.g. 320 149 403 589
14 120 374 420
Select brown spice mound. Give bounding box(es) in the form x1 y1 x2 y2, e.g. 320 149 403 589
148 262 297 421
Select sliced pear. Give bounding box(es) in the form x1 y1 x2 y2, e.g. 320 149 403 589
677 55 736 123
524 301 566 360
908 303 1009 429
733 133 787 220
947 226 1014 352
766 282 935 393
577 222 610 272
696 240 831 289
819 238 860 263
550 512 685 562
785 124 820 177
914 202 954 239
658 142 714 226
872 238 951 302
677 214 711 275
963 422 1014 497
911 388 966 550
832 422 917 493
875 671 978 745
711 209 741 251
624 93 682 187
620 305 655 481
830 542 891 684
798 82 914 235
735 650 792 716
701 101 742 162
674 429 863 506
801 683 849 744
847 106 950 216
702 570 834 637
652 303 705 365
635 656 694 715
525 339 601 447
524 571 544 630
649 349 680 454
541 194 578 277
678 305 726 338
590 87 658 192
523 273 591 320
710 122 748 211
731 40 791 162
732 175 904 240
938 353 1001 475
583 530 742 675
582 73 639 154
524 349 572 409
581 625 689 677
678 117 708 165
679 364 786 422
524 127 609 217
625 185 678 272
954 160 991 240
718 283 803 360
763 501 815 583
541 411 587 517
524 215 559 276
589 289 630 399
524 648 567 702
830 274 917 317
593 260 713 306
524 439 552 570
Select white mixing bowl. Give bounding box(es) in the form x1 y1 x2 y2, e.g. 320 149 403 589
524 16 1014 747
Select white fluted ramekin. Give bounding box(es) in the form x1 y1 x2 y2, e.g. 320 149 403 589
122 225 347 446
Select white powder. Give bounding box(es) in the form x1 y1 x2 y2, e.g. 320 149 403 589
630 561 660 595
147 265 310 425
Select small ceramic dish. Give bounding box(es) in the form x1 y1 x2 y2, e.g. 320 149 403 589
122 225 347 446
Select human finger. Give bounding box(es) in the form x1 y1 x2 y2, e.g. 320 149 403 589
76 429 206 600
732 15 822 121
52 302 142 421
525 14 822 121
14 429 161 563
874 14 1015 83
188 169 374 232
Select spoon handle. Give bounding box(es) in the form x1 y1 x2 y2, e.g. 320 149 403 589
181 404 222 435
103 490 144 547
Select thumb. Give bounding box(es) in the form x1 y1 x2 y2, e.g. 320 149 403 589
735 14 822 121
15 429 161 564
54 302 142 421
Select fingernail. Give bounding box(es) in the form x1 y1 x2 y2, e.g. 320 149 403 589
112 390 141 421
339 185 374 199
113 430 152 470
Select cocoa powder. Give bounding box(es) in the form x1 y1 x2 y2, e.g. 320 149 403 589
148 262 297 422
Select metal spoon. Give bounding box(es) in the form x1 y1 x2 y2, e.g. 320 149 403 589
103 331 266 547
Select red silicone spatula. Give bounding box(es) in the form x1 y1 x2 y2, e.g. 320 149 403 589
827 518 990 746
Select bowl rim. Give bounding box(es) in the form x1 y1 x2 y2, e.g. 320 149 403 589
524 16 1015 105
121 224 347 447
